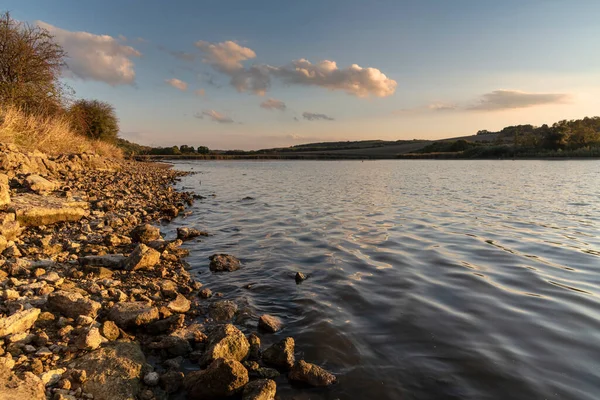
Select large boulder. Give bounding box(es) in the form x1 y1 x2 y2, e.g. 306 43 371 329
107 302 159 329
124 244 160 271
0 308 40 338
209 254 241 272
200 324 250 367
72 341 146 400
262 337 295 369
48 291 101 319
25 174 57 195
0 173 10 207
288 360 336 387
184 358 248 399
0 364 45 400
130 224 161 244
242 379 276 400
9 193 88 226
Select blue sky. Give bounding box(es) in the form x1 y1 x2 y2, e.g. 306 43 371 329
5 0 600 149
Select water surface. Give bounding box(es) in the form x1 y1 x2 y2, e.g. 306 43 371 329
169 160 600 400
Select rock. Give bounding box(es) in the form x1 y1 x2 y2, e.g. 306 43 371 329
100 320 120 341
58 378 72 390
48 291 101 319
160 371 184 393
148 336 192 357
184 358 249 399
176 227 208 241
107 302 159 329
159 280 178 299
131 224 161 244
262 337 295 369
0 308 40 338
0 173 10 206
0 212 21 240
171 323 207 343
124 244 161 271
0 363 45 399
143 372 160 386
208 300 238 322
288 360 336 387
295 272 307 283
79 254 126 269
242 379 277 400
41 368 67 386
258 315 282 333
146 314 185 335
209 254 241 272
83 265 114 279
9 193 88 226
39 271 62 284
25 174 57 194
76 327 102 350
0 235 7 253
199 288 212 299
248 333 261 359
200 324 250 366
72 342 146 400
167 294 191 314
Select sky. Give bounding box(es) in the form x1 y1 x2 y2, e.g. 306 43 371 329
5 0 600 150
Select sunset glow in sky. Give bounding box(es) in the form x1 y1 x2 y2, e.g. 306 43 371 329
6 0 600 149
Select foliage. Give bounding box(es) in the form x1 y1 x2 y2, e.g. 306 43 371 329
0 12 68 115
415 139 480 154
197 146 210 154
69 99 119 143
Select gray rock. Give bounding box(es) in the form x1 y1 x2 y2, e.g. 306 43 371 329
258 314 282 333
107 302 159 329
143 372 160 386
288 360 336 387
262 337 295 369
209 254 241 272
184 358 248 399
0 308 40 338
208 300 238 322
242 379 277 400
200 324 250 367
48 291 101 319
124 244 161 271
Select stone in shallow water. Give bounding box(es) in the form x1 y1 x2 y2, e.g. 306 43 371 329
209 254 241 272
9 193 88 227
177 227 208 241
184 358 249 399
200 324 250 367
208 300 238 322
295 272 307 283
288 360 336 387
242 379 277 400
262 337 295 369
258 314 282 333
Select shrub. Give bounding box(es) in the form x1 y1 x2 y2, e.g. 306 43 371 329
69 99 119 142
0 12 67 114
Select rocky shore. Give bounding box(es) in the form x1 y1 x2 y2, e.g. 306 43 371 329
0 144 335 400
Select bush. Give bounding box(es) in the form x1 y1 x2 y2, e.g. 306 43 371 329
0 12 67 114
69 99 119 142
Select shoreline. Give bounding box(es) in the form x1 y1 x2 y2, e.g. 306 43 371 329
0 145 334 400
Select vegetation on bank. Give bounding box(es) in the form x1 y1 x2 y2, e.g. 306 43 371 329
0 12 122 157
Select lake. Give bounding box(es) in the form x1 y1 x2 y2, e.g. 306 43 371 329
168 160 600 400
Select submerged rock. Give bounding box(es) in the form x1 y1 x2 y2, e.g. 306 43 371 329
262 337 295 369
242 379 277 400
200 324 250 366
209 254 241 272
258 314 282 333
184 358 249 399
288 360 336 387
72 341 146 400
208 300 238 322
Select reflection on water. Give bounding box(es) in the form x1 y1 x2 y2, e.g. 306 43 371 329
168 160 600 400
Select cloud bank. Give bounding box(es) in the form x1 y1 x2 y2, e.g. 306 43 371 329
194 40 397 98
195 110 234 123
260 98 286 111
37 21 141 86
165 78 188 91
468 90 570 111
302 112 334 121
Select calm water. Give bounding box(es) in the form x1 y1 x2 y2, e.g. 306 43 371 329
168 160 600 400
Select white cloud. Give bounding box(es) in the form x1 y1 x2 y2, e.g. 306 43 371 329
260 98 286 111
195 110 234 123
468 90 570 111
37 21 141 86
427 102 457 111
165 78 188 91
194 88 205 96
302 112 334 121
194 40 396 98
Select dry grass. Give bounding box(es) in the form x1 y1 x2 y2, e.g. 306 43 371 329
0 105 123 158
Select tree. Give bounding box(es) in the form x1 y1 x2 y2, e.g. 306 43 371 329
0 11 67 114
69 99 119 142
197 146 210 154
179 145 196 154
